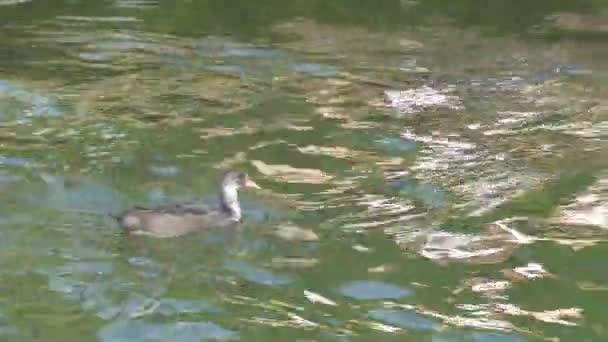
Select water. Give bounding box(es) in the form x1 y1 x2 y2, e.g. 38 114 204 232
0 0 607 340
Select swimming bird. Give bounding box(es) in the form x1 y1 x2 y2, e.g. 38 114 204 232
114 170 260 238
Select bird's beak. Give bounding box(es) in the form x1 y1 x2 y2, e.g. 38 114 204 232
245 179 261 189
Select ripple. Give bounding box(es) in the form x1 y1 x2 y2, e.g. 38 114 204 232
221 47 277 58
0 0 30 6
157 298 221 316
384 86 461 115
339 281 412 300
330 194 419 231
369 309 439 330
1 8 606 341
391 179 448 209
432 331 523 342
114 0 159 9
204 64 247 77
470 332 524 342
98 320 238 342
195 39 278 59
224 259 291 287
400 129 540 217
251 160 332 184
78 51 119 63
56 15 142 23
417 230 515 264
557 176 608 229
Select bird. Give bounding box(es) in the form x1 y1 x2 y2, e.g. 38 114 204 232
113 170 260 238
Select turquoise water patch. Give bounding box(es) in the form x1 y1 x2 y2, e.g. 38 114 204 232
23 174 126 214
432 331 523 342
289 62 338 77
339 281 412 300
98 320 238 342
0 80 64 120
378 136 417 152
224 259 291 287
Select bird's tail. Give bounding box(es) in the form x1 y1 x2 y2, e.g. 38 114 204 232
59 208 122 222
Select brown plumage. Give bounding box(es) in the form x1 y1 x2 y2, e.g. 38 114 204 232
114 170 260 238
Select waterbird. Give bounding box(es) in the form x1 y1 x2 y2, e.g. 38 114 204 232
113 170 260 238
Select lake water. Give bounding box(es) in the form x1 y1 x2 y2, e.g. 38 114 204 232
0 0 607 340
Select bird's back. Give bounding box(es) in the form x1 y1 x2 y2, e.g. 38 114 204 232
115 204 234 238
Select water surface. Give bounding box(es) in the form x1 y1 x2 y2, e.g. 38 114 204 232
0 0 607 340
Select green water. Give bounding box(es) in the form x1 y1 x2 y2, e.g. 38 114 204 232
1 0 607 341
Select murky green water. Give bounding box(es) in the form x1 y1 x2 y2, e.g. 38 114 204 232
1 0 607 340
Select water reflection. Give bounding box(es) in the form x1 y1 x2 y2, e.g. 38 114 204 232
0 1 606 341
22 173 126 214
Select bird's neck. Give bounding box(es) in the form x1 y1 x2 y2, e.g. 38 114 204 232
219 185 241 221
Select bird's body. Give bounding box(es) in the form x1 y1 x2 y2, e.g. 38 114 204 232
114 170 259 238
